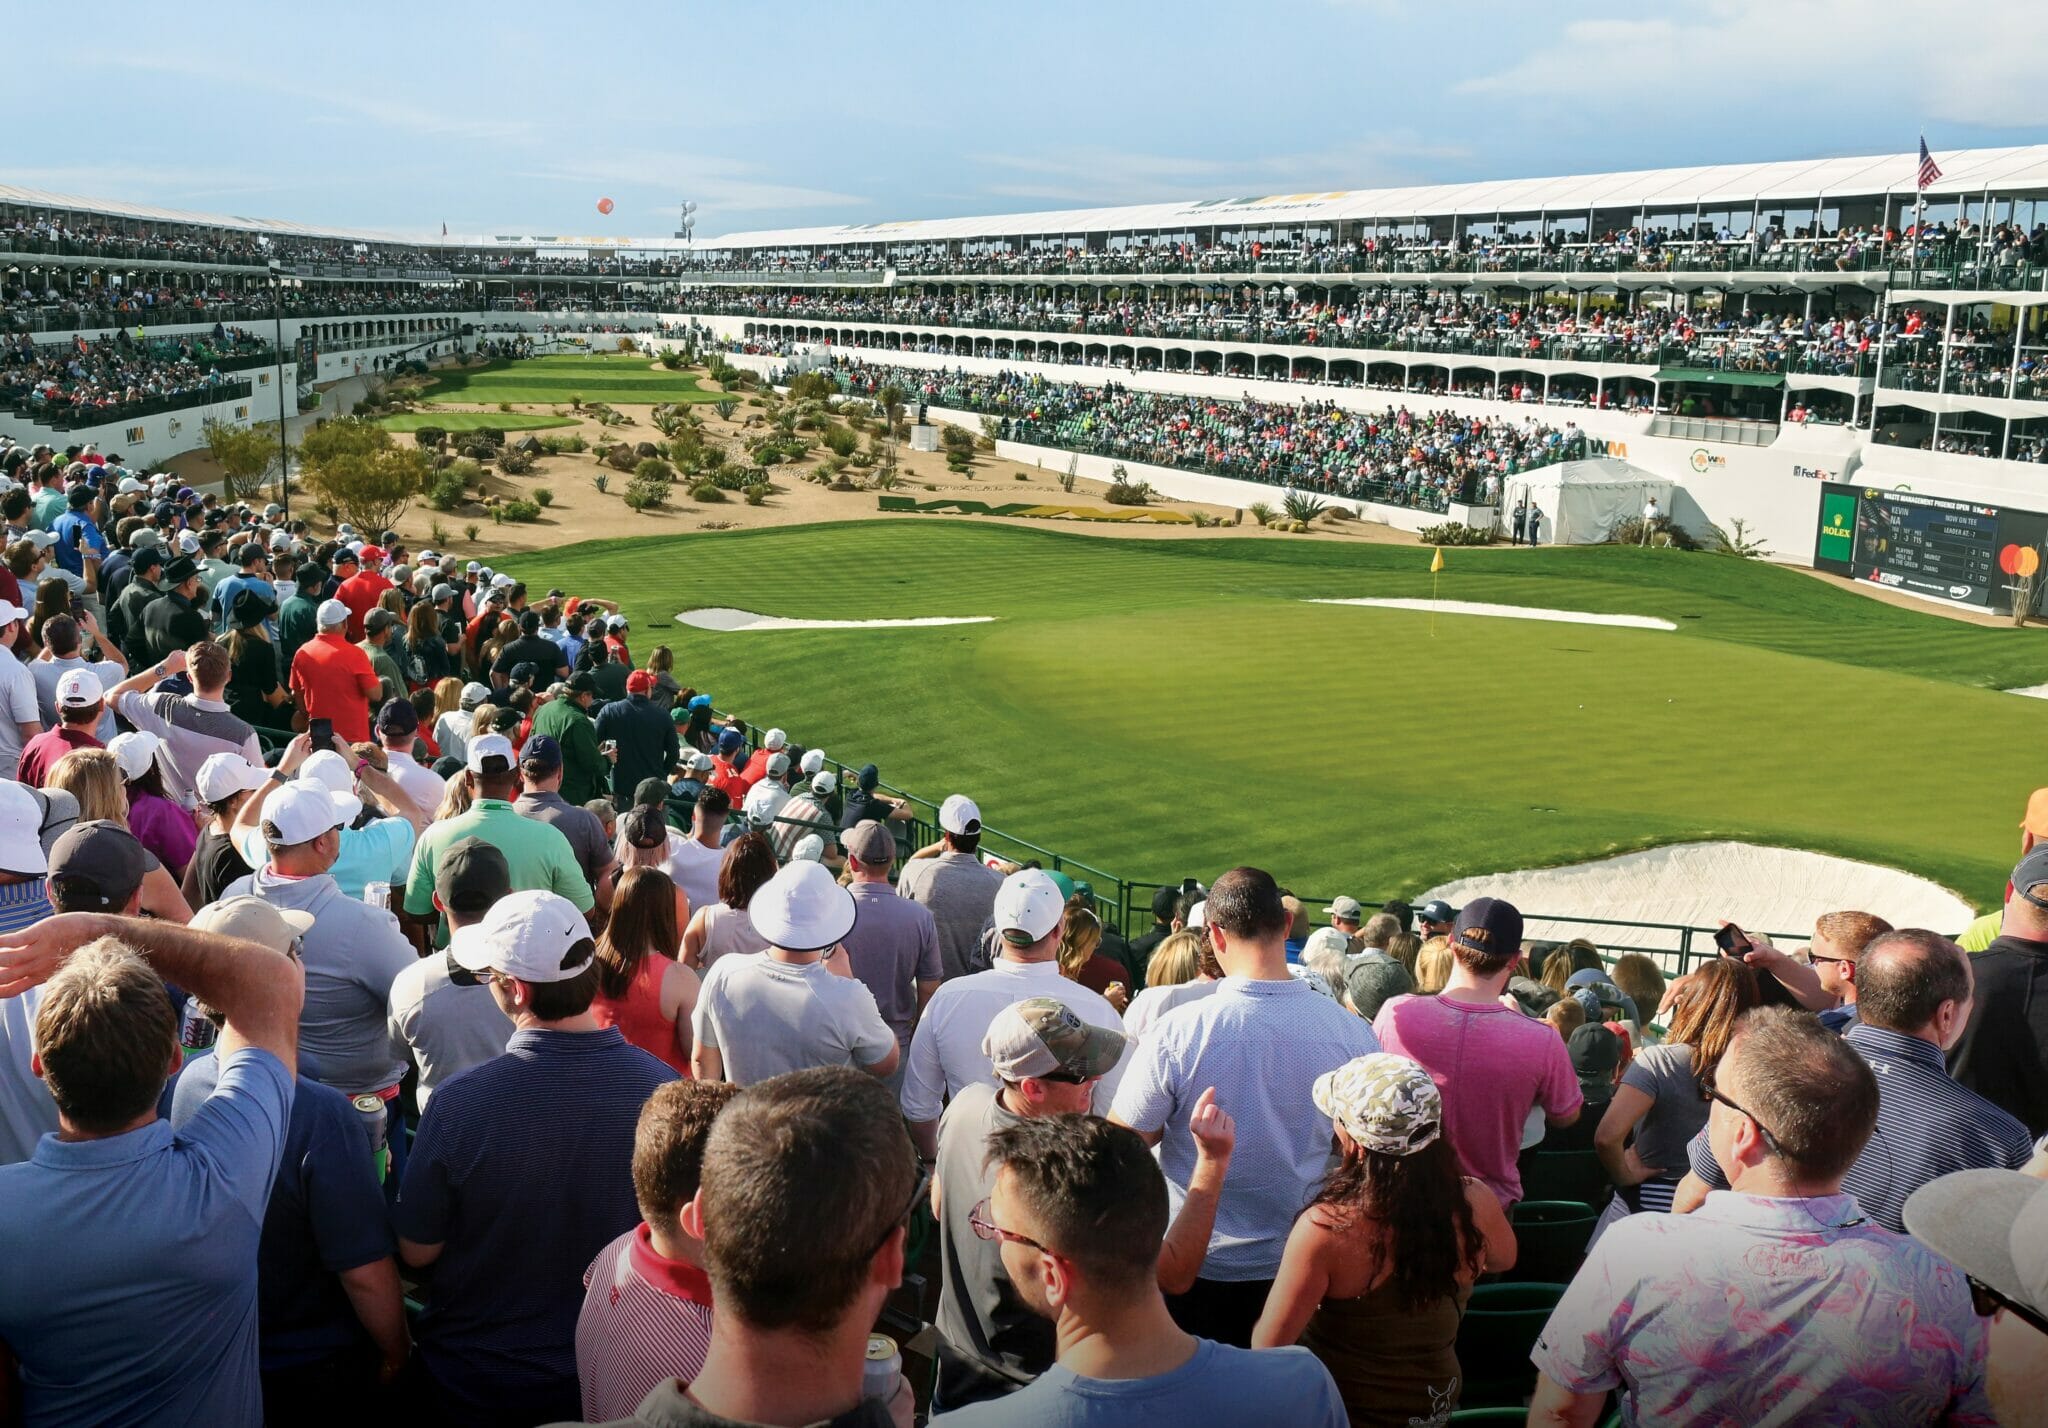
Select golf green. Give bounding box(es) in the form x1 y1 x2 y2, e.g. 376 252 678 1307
504 521 2048 909
376 411 578 434
419 353 721 406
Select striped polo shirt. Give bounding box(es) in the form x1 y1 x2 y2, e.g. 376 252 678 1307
576 1222 714 1422
1687 1022 2036 1232
0 878 48 936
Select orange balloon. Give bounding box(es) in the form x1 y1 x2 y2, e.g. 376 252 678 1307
2020 547 2042 578
596 197 615 215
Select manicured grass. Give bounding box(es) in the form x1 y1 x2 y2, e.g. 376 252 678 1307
420 353 722 406
376 411 578 433
504 522 2048 908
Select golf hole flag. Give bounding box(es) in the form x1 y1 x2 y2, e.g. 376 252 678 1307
1430 547 1445 574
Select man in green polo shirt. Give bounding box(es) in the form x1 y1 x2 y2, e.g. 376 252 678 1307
529 672 606 806
401 732 594 947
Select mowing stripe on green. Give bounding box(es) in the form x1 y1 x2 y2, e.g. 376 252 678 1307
377 411 578 433
499 521 2048 908
420 354 723 406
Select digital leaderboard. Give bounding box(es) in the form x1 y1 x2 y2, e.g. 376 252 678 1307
1812 482 2048 612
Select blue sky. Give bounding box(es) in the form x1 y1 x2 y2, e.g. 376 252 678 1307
20 0 2048 240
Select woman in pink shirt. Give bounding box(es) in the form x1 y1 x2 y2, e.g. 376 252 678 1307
108 730 197 879
591 866 700 1073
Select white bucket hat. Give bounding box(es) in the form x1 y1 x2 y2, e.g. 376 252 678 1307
750 860 856 952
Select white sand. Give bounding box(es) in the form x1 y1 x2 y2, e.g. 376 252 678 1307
1309 598 1676 631
1424 841 1974 971
675 607 994 633
2007 683 2048 700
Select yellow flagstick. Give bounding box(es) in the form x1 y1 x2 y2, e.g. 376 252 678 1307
1429 546 1445 637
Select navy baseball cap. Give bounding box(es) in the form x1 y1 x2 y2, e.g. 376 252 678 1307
374 698 419 736
717 728 744 755
1416 899 1456 924
1451 897 1523 963
520 734 563 773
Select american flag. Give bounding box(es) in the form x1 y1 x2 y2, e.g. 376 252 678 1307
1917 136 1943 191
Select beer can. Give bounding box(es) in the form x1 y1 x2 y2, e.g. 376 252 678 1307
862 1334 900 1403
177 998 218 1060
353 1093 390 1184
363 880 391 911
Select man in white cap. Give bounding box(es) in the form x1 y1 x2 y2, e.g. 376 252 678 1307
601 612 631 668
0 599 42 775
15 668 105 786
223 779 415 1113
738 726 787 791
899 792 1004 981
397 890 677 1424
401 733 593 949
228 738 421 903
691 860 898 1086
904 867 1131 1156
928 997 1236 1411
288 597 380 744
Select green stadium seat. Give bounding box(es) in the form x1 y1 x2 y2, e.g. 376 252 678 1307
1520 1148 1609 1207
1454 1281 1567 1408
1506 1200 1597 1286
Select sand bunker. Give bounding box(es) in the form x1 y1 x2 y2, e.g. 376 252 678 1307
675 607 994 632
1423 841 1973 970
1309 598 1676 631
2006 683 2048 700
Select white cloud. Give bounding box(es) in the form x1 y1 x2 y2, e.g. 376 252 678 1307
1457 1 2047 129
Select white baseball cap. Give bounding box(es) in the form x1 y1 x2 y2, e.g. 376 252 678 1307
296 751 364 824
315 598 350 629
994 868 1065 943
55 668 104 709
679 750 714 774
939 794 982 836
337 523 357 537
0 601 28 627
0 780 49 875
1186 900 1208 930
750 860 856 951
762 728 787 751
21 530 57 551
799 749 826 777
810 770 838 797
744 780 789 829
466 732 516 772
195 753 268 805
448 888 596 983
106 730 161 782
465 560 481 574
608 614 629 630
176 531 201 554
261 780 346 846
490 572 515 589
765 751 790 779
268 530 292 552
791 833 827 863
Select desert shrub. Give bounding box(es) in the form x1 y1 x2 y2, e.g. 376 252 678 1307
540 433 586 455
461 441 494 462
1282 490 1330 523
624 475 670 510
616 336 637 353
939 423 976 453
753 445 780 469
472 427 506 448
463 523 480 541
606 444 639 472
500 498 543 523
429 519 450 544
593 473 610 494
849 448 876 468
635 457 674 484
497 402 513 413
1614 515 1703 551
786 370 836 402
744 484 770 506
821 425 860 459
714 398 739 421
428 470 470 512
497 448 536 476
1247 501 1278 527
1416 522 1498 546
411 426 447 450
534 487 554 507
871 467 900 491
688 480 726 503
1105 467 1155 506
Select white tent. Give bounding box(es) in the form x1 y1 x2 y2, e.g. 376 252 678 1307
1502 458 1674 546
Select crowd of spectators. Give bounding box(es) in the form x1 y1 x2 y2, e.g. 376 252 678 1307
826 362 1587 511
0 325 268 423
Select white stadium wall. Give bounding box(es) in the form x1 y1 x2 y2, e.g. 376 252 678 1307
0 366 296 470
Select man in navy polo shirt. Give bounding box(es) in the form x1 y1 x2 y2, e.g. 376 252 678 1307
0 903 303 1426
396 890 677 1424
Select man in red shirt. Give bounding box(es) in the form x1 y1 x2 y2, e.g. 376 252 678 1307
16 668 105 785
289 598 381 742
335 544 393 643
738 727 786 789
601 614 632 669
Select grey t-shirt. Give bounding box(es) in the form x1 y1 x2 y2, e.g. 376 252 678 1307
387 952 515 1111
934 1081 1051 1385
514 790 610 888
691 953 896 1086
898 851 1003 981
1619 1041 1708 1174
841 882 943 1047
30 655 123 741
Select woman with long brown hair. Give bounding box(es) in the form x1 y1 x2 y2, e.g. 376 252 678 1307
1254 1054 1515 1425
680 831 776 973
1056 901 1128 1009
1593 957 1760 1217
590 866 699 1074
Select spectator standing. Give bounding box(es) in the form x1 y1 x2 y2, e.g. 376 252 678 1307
289 598 380 744
592 866 700 1073
0 598 40 773
359 607 406 707
106 543 164 667
566 1066 915 1428
0 908 302 1427
334 544 392 642
528 669 604 804
108 729 197 876
169 896 410 1420
680 830 777 973
664 785 730 917
385 836 516 1111
108 640 263 808
839 819 942 1075
1373 898 1581 1206
183 752 264 906
1529 1006 1992 1426
1675 930 2035 1230
140 554 209 664
594 669 679 809
515 733 616 901
931 1115 1346 1427
277 564 324 675
692 861 898 1085
436 681 490 766
16 668 104 786
1111 866 1380 1348
899 793 1004 980
396 890 677 1424
374 697 446 823
907 869 1132 1152
28 611 123 741
1951 845 2048 1135
575 1080 741 1421
401 733 594 948
1252 1054 1516 1425
1123 929 1223 1038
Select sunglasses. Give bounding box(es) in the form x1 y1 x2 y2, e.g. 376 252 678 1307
863 1163 931 1261
1703 1075 1785 1158
969 1197 1052 1256
1970 1277 2048 1337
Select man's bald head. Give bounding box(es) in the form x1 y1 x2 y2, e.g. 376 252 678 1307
1855 929 1973 1041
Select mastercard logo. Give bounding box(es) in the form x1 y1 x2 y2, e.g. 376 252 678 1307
1998 545 2041 577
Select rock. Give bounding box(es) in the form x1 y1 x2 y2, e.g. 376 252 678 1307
635 441 660 458
513 435 542 454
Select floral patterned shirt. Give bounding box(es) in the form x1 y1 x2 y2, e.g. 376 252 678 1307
1531 1190 1993 1426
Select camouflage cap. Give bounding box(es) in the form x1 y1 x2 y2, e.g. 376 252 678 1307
1312 1053 1443 1157
981 996 1126 1082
